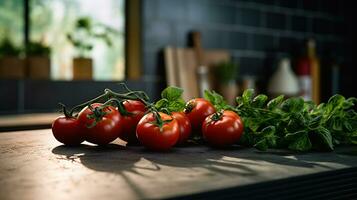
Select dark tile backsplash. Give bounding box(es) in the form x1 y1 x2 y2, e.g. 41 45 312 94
250 33 277 51
230 31 248 50
236 7 261 27
0 80 162 115
141 0 356 98
0 80 19 112
265 12 286 30
291 16 307 32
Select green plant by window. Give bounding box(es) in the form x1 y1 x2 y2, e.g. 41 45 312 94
0 37 22 57
26 41 50 56
67 17 118 58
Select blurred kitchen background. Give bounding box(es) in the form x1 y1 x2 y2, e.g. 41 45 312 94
0 0 356 116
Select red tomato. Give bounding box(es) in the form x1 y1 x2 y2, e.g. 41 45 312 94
119 100 147 144
136 112 179 151
171 112 192 145
184 98 216 131
202 110 244 147
78 103 123 145
52 116 85 145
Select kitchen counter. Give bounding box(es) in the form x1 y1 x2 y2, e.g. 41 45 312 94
0 113 58 131
0 129 357 200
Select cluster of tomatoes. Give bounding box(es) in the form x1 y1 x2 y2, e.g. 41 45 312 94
52 98 244 151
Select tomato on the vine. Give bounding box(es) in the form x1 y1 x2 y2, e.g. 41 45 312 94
171 112 191 145
184 98 216 131
119 100 147 144
52 116 85 145
78 103 123 145
202 110 244 147
136 112 179 151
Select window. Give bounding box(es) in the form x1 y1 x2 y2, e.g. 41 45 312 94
0 0 24 47
30 0 125 80
0 0 125 80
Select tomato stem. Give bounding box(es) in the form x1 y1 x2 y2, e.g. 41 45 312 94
59 103 71 118
184 101 195 114
67 83 151 117
211 110 224 121
152 111 164 132
103 98 133 116
149 110 173 132
86 104 108 128
69 92 109 116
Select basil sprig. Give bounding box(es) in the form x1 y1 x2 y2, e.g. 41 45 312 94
205 89 357 152
155 86 186 114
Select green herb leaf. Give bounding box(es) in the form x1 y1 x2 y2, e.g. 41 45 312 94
204 90 225 106
161 86 184 101
303 100 316 111
324 94 345 117
236 96 243 107
204 90 233 111
343 100 355 110
267 95 284 110
328 94 345 107
316 127 333 150
344 121 353 132
285 130 307 141
167 99 186 112
252 126 277 151
155 86 186 113
260 126 277 147
281 97 304 113
247 118 261 132
242 89 254 105
332 118 343 131
254 139 268 151
155 99 168 109
234 88 357 152
251 94 268 108
346 97 357 107
308 115 322 129
288 133 312 152
260 126 275 135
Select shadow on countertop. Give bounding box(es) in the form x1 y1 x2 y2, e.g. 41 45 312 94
51 143 356 175
52 143 357 199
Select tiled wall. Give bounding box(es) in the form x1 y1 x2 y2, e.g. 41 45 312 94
0 80 160 115
141 0 355 97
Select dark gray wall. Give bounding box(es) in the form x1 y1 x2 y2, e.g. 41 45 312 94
0 80 160 115
141 0 355 98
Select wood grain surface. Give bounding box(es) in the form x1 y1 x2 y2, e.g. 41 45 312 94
0 113 58 132
0 129 357 200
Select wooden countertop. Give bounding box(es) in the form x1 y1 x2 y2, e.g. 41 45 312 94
0 113 58 131
0 129 357 200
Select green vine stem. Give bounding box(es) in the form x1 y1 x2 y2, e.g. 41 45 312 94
59 103 72 118
60 83 173 131
68 86 150 117
102 98 133 116
84 98 135 128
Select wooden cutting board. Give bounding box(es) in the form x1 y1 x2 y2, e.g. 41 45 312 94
164 47 230 100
